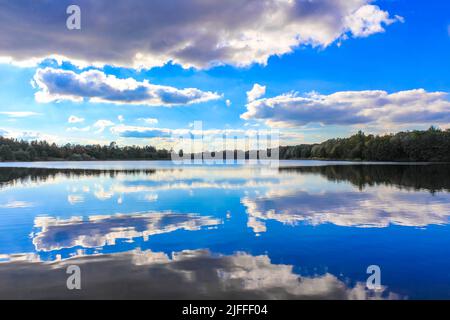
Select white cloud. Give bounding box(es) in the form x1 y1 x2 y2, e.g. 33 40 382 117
247 84 266 102
344 4 400 37
226 99 232 107
68 115 85 124
33 68 222 106
0 111 41 118
0 1 401 69
93 120 115 134
139 118 159 125
118 115 125 122
241 88 450 128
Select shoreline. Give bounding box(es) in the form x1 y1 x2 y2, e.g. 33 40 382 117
0 159 449 172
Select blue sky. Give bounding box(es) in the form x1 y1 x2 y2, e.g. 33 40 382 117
0 0 449 147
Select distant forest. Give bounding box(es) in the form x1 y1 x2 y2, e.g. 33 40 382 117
279 127 450 162
0 127 449 162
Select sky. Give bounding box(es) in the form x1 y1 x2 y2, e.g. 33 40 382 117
0 0 449 148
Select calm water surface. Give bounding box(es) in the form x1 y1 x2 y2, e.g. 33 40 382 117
0 161 449 299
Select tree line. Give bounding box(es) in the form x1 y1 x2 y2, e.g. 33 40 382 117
0 139 171 161
280 127 450 162
1 127 449 162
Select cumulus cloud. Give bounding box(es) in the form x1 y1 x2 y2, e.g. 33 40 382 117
241 89 450 127
226 99 232 107
0 0 401 69
344 4 402 37
247 84 266 102
32 68 222 106
68 115 84 123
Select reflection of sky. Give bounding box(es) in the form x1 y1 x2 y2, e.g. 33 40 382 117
0 249 399 300
1 165 450 299
243 186 450 231
33 213 222 252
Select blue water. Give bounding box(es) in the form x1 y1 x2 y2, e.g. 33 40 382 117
0 162 449 299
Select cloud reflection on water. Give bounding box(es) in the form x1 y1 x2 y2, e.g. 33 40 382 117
1 164 449 299
32 212 222 252
0 249 400 300
243 186 450 233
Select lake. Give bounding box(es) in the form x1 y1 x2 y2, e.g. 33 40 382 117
0 161 449 299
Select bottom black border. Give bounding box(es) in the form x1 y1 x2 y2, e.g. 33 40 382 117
1 300 448 318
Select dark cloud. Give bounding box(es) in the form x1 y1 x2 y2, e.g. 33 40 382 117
0 0 400 69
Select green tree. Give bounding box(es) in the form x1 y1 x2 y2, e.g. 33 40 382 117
0 145 14 161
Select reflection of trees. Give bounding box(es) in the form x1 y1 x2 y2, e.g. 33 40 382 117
0 168 156 188
280 164 450 193
3 164 450 193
